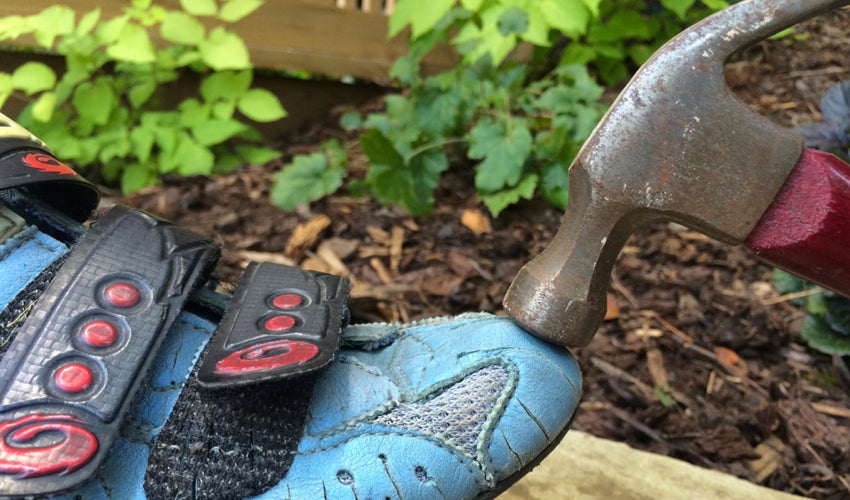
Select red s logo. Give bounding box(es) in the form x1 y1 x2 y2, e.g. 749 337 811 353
215 339 320 375
0 413 98 478
21 153 76 176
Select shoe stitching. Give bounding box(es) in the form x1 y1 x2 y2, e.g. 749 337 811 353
295 431 490 488
476 360 519 466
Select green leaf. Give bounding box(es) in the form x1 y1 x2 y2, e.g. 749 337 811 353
76 9 101 36
772 269 804 294
480 173 537 216
107 23 156 63
389 0 455 39
340 112 362 131
801 315 850 355
128 81 156 108
191 118 247 145
588 10 653 43
73 80 115 125
0 74 12 109
271 140 346 210
235 145 280 164
130 127 155 163
540 0 590 37
161 11 205 45
541 162 569 208
460 0 484 11
237 88 286 122
653 384 677 408
97 15 129 44
181 0 218 16
121 163 157 193
11 62 56 95
361 129 405 169
161 133 215 175
201 70 252 102
219 0 264 22
32 5 75 48
31 92 57 122
0 16 30 41
212 100 236 119
498 7 528 36
661 0 696 20
177 98 211 127
199 27 251 70
469 118 533 192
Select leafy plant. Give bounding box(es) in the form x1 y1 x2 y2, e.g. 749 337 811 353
795 80 850 161
774 269 850 356
0 0 285 193
273 0 726 216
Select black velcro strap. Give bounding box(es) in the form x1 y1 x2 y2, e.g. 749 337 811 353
0 206 218 498
197 262 350 389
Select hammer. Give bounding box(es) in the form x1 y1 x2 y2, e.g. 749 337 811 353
504 0 850 347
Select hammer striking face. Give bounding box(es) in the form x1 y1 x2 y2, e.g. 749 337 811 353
504 0 850 347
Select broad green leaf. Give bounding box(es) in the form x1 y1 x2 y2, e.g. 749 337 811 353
235 145 280 164
702 0 729 9
97 15 129 44
201 70 252 102
162 134 215 175
73 80 115 125
219 0 264 22
520 3 551 46
11 62 56 95
469 118 533 192
800 315 850 355
31 92 57 122
582 0 602 17
361 129 404 170
161 11 205 45
826 296 850 335
806 292 828 316
128 81 156 108
497 7 528 36
340 112 362 131
271 140 346 210
107 23 156 63
130 127 155 163
178 98 211 127
0 16 29 41
121 163 156 193
212 100 236 119
0 74 12 109
460 0 485 11
540 0 590 37
389 0 454 39
237 88 286 122
541 162 569 208
365 147 447 215
199 27 251 70
33 6 75 48
132 0 153 9
587 10 653 43
191 118 247 145
772 269 804 294
181 0 218 16
480 173 537 216
76 9 101 36
661 0 696 20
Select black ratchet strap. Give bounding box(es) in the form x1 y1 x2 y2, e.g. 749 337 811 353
0 206 218 497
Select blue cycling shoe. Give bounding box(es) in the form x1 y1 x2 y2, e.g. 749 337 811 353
0 113 581 500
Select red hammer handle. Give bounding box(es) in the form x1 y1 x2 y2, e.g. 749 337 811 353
747 149 850 297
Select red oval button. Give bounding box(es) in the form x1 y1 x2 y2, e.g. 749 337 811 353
104 283 140 308
54 363 94 393
272 293 303 309
80 320 118 348
264 315 296 332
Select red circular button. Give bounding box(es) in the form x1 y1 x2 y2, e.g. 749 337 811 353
264 315 296 332
104 283 140 308
54 363 94 393
272 293 303 309
80 320 118 348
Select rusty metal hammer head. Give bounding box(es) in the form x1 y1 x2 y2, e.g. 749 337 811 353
504 0 850 347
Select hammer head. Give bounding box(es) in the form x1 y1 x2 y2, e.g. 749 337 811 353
504 0 850 347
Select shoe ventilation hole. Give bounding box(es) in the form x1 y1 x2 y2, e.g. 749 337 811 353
378 454 387 462
337 470 354 485
414 466 429 482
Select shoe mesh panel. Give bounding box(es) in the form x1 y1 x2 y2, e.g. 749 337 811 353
375 364 508 456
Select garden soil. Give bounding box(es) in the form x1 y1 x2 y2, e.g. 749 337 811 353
118 9 850 499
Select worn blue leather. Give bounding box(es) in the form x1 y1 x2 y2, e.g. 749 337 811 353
0 225 67 310
3 226 582 500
